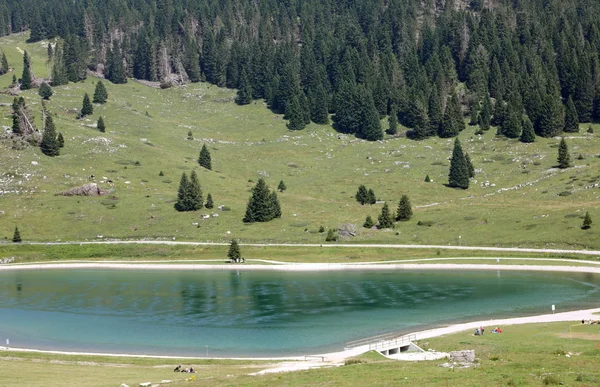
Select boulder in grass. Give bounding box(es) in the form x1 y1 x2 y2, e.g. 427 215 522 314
58 183 107 196
119 384 129 387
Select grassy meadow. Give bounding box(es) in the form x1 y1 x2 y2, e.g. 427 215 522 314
0 33 599 253
1 321 599 386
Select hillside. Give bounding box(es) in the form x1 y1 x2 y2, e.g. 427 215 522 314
0 34 599 248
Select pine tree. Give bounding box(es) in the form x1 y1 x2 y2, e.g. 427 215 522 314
564 96 579 133
51 42 68 86
198 144 212 170
235 68 253 105
537 92 564 138
582 212 592 230
396 195 413 221
377 202 395 229
427 88 443 137
97 116 105 132
425 174 431 182
188 170 203 211
227 239 241 261
278 180 287 192
80 93 93 117
20 51 32 90
465 153 475 178
448 138 469 189
355 184 368 205
309 84 329 124
93 81 108 104
520 115 536 143
478 94 492 131
325 228 337 241
174 172 191 212
364 215 374 228
359 87 383 141
387 104 398 135
285 95 305 131
366 189 377 205
0 52 9 75
40 113 60 157
12 226 21 243
557 137 570 169
439 92 463 138
501 110 522 138
205 193 214 209
243 179 280 223
57 132 64 148
38 82 53 100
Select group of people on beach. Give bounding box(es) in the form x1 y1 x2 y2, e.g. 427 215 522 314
474 326 502 335
173 365 195 373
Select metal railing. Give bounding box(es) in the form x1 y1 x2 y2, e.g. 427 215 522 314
345 332 416 350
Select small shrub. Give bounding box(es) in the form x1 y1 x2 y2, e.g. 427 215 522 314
159 171 164 176
344 358 365 365
325 229 338 241
557 191 572 197
159 82 172 89
577 153 584 160
553 349 566 356
587 126 593 133
417 220 434 227
542 374 561 385
318 226 325 233
425 174 431 182
489 355 500 361
134 161 141 166
576 373 583 382
220 206 231 211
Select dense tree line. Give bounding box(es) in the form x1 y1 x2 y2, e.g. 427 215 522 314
8 0 600 139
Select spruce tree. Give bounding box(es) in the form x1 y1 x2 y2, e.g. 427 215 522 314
278 180 287 192
97 116 105 132
174 172 191 212
38 82 53 100
80 93 93 117
198 144 212 170
366 189 377 205
387 104 398 135
0 52 8 75
557 138 570 169
57 132 64 148
12 226 21 243
325 228 337 241
564 96 579 133
93 81 108 104
520 115 536 143
51 43 68 86
285 95 305 130
425 174 431 182
427 88 443 137
355 184 368 205
21 51 32 90
448 138 469 189
309 84 329 124
396 195 413 221
364 215 374 228
582 212 592 230
478 94 492 131
243 179 280 223
377 202 395 229
188 170 203 211
359 87 383 141
537 92 564 138
465 153 475 178
501 110 522 138
205 193 214 209
227 239 241 261
40 113 60 156
235 68 253 105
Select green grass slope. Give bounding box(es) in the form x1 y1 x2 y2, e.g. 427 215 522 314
1 34 599 249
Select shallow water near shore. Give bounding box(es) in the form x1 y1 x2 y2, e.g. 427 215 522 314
0 268 599 357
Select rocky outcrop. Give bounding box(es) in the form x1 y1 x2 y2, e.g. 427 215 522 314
58 183 107 196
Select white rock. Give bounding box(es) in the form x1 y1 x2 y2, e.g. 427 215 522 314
119 384 129 387
139 383 151 387
160 381 172 384
31 161 38 165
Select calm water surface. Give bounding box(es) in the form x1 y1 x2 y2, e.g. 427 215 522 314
0 269 599 356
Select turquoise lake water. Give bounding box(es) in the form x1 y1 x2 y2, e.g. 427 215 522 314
0 269 599 357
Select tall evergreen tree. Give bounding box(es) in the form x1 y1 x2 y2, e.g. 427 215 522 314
465 153 475 178
582 212 592 230
40 112 60 157
285 95 306 131
564 96 579 133
557 138 570 169
0 52 9 75
448 138 470 189
80 93 93 117
235 68 253 105
243 178 280 223
500 110 522 138
309 84 329 124
93 81 108 104
478 94 492 131
227 239 241 261
12 226 21 243
520 115 536 143
427 88 443 137
20 51 32 90
355 184 368 205
198 144 212 170
364 215 374 228
57 132 64 148
51 43 68 86
174 172 191 212
537 91 564 138
387 104 398 135
377 202 395 229
205 193 214 209
97 116 105 132
38 82 53 100
396 195 413 221
188 170 203 211
366 189 377 205
439 92 463 138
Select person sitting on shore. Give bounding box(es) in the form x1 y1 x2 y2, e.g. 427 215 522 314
174 365 182 372
189 367 195 373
